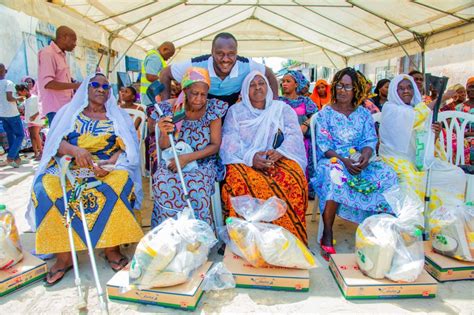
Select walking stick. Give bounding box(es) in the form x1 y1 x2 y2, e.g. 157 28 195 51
422 74 449 240
56 156 109 314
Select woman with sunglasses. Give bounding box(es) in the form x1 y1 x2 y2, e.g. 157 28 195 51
311 67 398 261
29 73 144 286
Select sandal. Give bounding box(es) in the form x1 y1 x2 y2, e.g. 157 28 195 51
43 265 73 287
105 255 129 272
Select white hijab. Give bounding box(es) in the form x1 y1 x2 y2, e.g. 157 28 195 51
220 71 307 170
26 74 142 230
379 74 423 156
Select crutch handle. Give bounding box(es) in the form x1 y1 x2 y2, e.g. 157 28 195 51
56 155 73 187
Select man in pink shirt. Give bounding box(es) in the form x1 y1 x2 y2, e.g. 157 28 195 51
38 26 81 125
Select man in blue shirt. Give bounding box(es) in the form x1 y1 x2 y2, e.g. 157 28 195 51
160 33 278 105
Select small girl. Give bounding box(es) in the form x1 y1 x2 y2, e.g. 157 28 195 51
16 84 43 160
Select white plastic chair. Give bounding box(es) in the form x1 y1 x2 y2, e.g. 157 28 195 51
309 113 324 243
153 123 224 230
438 111 474 202
372 112 382 124
124 108 147 177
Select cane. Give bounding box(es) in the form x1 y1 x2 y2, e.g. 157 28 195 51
422 75 449 240
57 156 109 314
154 105 194 210
56 155 86 311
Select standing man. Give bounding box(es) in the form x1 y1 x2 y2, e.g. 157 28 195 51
38 25 81 126
0 64 24 168
140 41 175 106
160 33 279 106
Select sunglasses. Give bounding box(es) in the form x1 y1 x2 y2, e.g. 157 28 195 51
89 81 111 90
335 84 353 91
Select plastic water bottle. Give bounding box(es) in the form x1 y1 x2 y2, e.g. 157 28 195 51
349 148 361 165
0 204 23 269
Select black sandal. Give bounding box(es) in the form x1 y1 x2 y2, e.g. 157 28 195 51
43 265 73 287
105 255 129 272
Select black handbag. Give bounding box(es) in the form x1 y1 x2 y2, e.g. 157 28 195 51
273 129 284 149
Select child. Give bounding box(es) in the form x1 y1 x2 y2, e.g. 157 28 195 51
0 64 24 168
16 84 43 160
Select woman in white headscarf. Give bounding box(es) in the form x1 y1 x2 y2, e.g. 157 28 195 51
380 74 466 210
30 73 144 286
220 71 308 244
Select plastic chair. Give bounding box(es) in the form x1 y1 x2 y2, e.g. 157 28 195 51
124 108 147 177
372 112 382 124
438 111 474 202
153 122 224 231
309 113 324 243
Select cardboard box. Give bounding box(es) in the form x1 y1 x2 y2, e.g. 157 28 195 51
0 251 47 296
223 247 310 292
107 261 211 311
329 253 437 300
424 241 474 282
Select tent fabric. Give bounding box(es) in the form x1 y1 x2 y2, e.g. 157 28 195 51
2 0 473 68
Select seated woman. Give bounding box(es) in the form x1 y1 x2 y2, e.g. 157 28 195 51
279 70 318 198
29 73 143 286
380 74 466 209
119 85 144 131
220 71 309 244
148 67 227 229
310 79 331 110
312 67 398 260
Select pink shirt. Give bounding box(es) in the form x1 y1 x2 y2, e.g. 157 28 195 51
38 41 74 116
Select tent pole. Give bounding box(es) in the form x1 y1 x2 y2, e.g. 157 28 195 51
415 35 427 76
105 34 115 79
322 49 339 69
384 21 418 70
110 18 152 73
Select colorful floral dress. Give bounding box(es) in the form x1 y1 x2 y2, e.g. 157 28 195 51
32 112 143 254
278 96 317 197
150 99 228 230
311 105 398 223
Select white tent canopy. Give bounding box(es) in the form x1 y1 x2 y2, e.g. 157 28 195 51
3 0 473 69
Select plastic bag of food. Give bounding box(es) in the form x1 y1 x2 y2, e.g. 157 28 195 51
202 262 236 291
429 204 473 262
0 204 23 269
225 196 316 269
128 207 217 290
355 186 425 282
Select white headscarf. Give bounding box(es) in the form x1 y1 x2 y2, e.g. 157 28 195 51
26 74 142 230
220 71 307 170
379 74 423 156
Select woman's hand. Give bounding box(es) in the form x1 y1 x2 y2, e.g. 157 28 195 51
167 154 190 173
432 122 442 139
158 116 175 135
357 151 372 170
266 149 283 164
253 152 272 170
92 163 110 177
73 147 94 168
342 157 362 175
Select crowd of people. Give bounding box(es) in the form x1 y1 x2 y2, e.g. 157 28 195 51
0 27 472 285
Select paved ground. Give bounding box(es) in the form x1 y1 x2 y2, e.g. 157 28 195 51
0 161 472 314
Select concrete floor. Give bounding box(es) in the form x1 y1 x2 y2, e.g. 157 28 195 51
0 171 473 314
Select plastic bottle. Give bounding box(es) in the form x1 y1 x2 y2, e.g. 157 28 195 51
0 204 23 269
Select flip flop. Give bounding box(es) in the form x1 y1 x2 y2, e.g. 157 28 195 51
43 265 73 287
106 255 129 272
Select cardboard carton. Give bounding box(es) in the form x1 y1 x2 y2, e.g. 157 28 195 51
223 247 310 291
424 241 474 282
329 253 437 300
0 251 47 296
107 261 211 311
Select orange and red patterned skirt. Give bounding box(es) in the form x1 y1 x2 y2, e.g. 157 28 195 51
222 158 308 245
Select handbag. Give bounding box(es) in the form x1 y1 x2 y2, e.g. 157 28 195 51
162 141 198 172
272 129 284 149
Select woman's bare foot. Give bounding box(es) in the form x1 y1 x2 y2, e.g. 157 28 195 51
44 252 74 286
104 246 128 272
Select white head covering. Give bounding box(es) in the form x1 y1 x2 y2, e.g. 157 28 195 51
220 71 307 170
379 74 423 155
26 73 142 230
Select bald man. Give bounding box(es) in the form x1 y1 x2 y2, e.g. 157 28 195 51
140 41 175 106
38 25 81 125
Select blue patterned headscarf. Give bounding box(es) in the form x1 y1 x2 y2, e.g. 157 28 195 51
286 70 309 94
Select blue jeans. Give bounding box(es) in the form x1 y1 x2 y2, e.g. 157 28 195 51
46 112 56 127
0 116 24 160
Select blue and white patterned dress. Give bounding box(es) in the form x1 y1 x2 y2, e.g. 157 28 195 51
150 99 228 229
311 105 398 223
